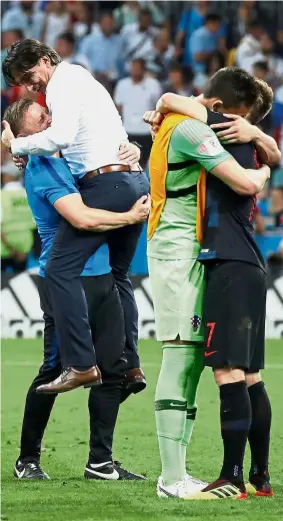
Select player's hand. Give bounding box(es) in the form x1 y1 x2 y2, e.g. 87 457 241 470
128 194 151 224
1 120 15 151
143 110 164 128
12 251 27 263
118 142 140 166
210 114 258 144
13 155 28 170
260 164 271 181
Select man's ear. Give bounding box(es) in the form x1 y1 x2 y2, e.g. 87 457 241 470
41 56 51 66
17 132 26 138
211 99 224 113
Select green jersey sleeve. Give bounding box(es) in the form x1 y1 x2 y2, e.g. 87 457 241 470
170 118 232 171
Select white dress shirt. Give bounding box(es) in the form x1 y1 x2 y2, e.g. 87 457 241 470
11 62 128 177
236 35 263 74
114 76 162 135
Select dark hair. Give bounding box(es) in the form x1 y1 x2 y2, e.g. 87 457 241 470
206 51 225 74
3 98 34 135
139 8 152 17
247 78 273 124
247 20 262 31
57 32 75 46
253 60 269 73
100 11 113 21
203 67 258 109
205 13 221 24
3 28 24 40
2 39 61 86
169 63 194 83
132 58 146 68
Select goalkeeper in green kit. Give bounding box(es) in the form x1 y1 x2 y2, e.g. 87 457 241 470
145 68 271 498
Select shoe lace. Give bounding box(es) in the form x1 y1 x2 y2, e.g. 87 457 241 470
26 462 45 477
113 461 133 479
185 474 206 486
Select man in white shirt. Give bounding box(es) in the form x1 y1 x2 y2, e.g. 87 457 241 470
2 39 150 394
236 20 264 75
115 58 162 168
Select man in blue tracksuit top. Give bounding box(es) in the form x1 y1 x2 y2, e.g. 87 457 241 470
5 101 149 481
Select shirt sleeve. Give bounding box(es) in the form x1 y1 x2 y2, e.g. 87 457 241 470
170 118 232 171
28 157 78 205
114 80 124 106
177 10 190 32
11 68 81 156
189 31 204 54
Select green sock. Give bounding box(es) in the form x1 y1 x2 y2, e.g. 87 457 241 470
180 346 204 476
155 345 199 485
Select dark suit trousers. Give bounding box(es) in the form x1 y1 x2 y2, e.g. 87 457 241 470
45 170 150 368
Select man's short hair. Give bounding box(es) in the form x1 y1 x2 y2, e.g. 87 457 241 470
3 98 34 136
2 38 61 86
205 13 221 24
247 20 262 31
100 11 113 21
247 78 273 125
132 58 146 68
253 60 269 73
3 28 24 40
139 8 152 18
203 67 258 109
57 32 75 46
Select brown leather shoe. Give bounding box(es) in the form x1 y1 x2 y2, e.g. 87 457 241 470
125 368 146 394
36 366 102 394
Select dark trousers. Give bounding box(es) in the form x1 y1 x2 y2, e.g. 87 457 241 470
20 274 127 464
45 171 149 369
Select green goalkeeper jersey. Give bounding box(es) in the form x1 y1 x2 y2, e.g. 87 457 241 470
147 118 231 260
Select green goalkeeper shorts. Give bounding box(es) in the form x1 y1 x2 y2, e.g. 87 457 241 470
148 257 205 342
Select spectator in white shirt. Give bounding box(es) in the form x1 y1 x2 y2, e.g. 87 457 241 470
2 39 150 393
1 1 45 40
41 1 70 49
121 8 159 75
236 20 264 74
115 58 162 168
56 32 91 72
80 13 122 91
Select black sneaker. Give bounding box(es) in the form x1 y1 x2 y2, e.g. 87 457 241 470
84 460 146 481
113 461 147 481
14 460 50 480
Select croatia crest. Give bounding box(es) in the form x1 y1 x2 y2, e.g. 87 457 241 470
191 314 201 332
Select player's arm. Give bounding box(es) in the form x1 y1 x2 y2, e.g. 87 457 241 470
53 193 150 231
31 157 150 230
172 119 270 195
8 77 82 156
210 114 281 165
156 92 207 122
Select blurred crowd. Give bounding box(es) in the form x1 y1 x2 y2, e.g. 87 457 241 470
1 0 283 273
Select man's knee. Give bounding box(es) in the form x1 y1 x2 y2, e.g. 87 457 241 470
246 371 261 387
214 367 246 387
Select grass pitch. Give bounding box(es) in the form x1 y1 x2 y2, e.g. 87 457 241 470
1 339 283 521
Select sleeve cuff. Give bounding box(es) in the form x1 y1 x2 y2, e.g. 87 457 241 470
11 136 29 156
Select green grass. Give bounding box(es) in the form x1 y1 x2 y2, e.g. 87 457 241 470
1 339 283 521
